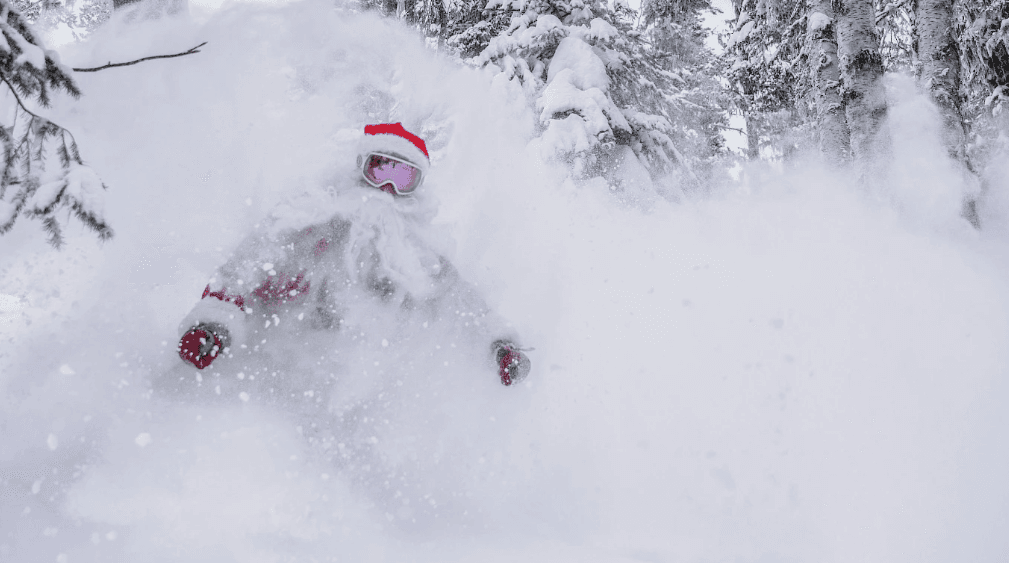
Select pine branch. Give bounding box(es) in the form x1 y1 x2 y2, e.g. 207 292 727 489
72 42 208 73
57 136 71 168
0 183 26 233
67 136 81 163
41 214 62 248
0 125 11 198
0 0 114 248
47 59 82 99
0 68 83 152
30 181 66 216
0 67 47 122
70 194 113 241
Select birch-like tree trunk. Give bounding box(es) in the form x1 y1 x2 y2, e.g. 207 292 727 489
914 0 981 227
912 0 967 161
745 115 760 160
808 0 851 166
834 0 887 178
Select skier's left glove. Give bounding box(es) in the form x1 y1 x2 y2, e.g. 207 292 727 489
492 340 531 386
178 323 229 370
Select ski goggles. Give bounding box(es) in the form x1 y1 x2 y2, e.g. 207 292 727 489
359 152 423 196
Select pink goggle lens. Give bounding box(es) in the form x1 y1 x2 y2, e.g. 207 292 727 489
362 154 422 195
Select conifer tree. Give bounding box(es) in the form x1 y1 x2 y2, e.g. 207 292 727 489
475 0 723 195
0 0 112 248
445 0 511 58
638 0 728 181
957 0 1009 161
874 0 914 71
722 0 810 160
356 0 469 48
13 0 110 41
400 0 449 39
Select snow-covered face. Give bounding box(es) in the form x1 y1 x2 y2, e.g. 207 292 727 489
342 190 442 299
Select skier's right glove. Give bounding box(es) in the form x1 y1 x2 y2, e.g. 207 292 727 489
493 340 531 386
178 324 229 370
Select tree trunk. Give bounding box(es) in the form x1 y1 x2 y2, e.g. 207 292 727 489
834 0 886 179
745 114 760 160
912 0 967 161
808 0 851 166
914 0 981 227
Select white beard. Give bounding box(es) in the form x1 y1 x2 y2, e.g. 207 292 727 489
343 193 444 299
268 181 449 300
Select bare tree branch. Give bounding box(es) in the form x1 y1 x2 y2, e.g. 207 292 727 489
72 41 208 73
713 124 747 135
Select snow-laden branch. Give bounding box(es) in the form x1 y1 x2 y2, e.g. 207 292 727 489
0 0 113 248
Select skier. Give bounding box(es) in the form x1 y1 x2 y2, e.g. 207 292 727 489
175 122 531 387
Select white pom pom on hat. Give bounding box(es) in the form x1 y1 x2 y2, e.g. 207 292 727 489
359 123 430 174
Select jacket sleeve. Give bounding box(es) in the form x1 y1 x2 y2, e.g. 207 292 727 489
177 228 307 348
428 257 522 351
178 283 252 349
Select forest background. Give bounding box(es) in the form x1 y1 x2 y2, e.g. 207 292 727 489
3 0 1009 238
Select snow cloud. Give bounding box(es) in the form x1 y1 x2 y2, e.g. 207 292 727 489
1 2 1008 562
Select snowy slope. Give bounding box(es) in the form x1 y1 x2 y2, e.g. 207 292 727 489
2 1 1009 562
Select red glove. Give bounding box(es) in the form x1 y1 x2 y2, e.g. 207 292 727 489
178 325 227 369
493 340 531 386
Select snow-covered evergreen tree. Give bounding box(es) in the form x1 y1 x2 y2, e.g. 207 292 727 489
0 0 112 248
957 0 1009 162
874 0 914 71
722 0 810 160
637 0 728 182
351 0 465 49
445 0 511 58
475 0 722 196
400 0 449 40
12 0 110 41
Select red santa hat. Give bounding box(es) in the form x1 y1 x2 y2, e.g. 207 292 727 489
359 123 430 174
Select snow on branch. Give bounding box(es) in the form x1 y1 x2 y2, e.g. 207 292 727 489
0 0 112 248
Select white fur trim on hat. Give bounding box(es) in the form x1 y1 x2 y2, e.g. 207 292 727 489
358 134 430 174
